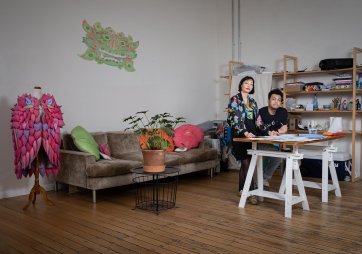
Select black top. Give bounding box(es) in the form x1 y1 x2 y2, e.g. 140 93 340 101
244 116 258 136
256 107 288 136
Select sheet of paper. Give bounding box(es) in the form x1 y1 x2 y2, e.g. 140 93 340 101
250 134 324 142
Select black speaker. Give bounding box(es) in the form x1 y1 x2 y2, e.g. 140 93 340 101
319 58 353 70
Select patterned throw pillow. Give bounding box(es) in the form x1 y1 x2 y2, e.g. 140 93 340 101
99 143 112 160
99 143 111 156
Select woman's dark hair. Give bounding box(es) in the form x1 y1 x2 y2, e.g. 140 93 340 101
238 76 255 94
268 88 283 100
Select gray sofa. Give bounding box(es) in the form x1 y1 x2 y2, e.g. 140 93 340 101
56 131 218 202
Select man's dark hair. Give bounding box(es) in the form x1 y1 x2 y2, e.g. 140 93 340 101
268 88 283 100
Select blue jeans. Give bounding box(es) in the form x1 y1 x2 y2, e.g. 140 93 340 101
257 143 282 182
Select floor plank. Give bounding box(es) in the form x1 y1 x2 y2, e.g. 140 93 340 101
1 170 362 253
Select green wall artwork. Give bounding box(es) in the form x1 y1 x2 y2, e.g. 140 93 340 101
80 20 139 72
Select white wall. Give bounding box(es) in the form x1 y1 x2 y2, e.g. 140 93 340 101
0 0 231 198
215 1 233 120
239 0 362 71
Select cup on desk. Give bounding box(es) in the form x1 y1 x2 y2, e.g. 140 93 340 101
308 120 317 134
308 128 318 134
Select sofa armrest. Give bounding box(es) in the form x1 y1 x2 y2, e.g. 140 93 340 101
57 149 96 188
198 140 211 149
60 149 96 163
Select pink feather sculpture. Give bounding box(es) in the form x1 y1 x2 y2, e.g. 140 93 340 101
10 93 64 179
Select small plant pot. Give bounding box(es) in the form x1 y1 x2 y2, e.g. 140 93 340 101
142 150 166 173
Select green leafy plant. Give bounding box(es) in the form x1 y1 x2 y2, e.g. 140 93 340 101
123 111 185 150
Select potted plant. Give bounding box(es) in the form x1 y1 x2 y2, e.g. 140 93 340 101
123 111 185 172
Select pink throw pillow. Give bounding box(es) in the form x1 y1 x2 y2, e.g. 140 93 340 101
99 143 111 156
173 124 204 149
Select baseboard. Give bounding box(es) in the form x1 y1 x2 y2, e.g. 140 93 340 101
0 182 55 199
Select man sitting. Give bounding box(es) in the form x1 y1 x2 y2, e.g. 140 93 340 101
256 88 288 189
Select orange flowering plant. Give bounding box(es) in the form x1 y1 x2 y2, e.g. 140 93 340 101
123 111 185 151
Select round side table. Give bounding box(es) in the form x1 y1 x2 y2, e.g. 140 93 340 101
130 167 180 214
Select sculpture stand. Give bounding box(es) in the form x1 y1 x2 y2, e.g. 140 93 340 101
23 157 54 210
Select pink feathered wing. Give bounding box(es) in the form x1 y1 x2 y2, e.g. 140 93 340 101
173 124 204 149
10 94 42 179
40 94 65 177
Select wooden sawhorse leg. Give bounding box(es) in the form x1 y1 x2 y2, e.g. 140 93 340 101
283 155 309 218
238 154 258 208
322 146 341 203
280 146 342 203
240 148 309 218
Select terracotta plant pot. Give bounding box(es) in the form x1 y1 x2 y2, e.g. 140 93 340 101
142 150 166 173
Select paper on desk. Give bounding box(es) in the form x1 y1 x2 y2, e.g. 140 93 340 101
250 134 322 142
298 134 326 139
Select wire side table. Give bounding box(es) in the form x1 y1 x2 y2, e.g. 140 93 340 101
130 167 180 214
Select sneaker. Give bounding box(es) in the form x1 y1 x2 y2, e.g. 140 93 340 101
248 195 258 205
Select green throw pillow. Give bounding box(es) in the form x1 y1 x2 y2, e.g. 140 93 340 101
71 126 100 160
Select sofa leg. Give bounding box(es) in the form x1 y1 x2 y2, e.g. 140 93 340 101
54 181 58 192
92 190 96 203
209 167 214 178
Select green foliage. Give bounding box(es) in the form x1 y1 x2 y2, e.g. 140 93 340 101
144 134 170 150
123 111 185 150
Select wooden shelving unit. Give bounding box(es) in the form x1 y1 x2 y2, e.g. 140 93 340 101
286 89 357 95
223 61 244 97
280 67 362 76
221 54 362 180
288 110 358 113
282 47 362 182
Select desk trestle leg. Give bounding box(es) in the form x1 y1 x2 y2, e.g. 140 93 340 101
239 150 308 218
284 155 309 218
292 160 310 211
322 147 341 203
281 146 342 203
239 155 258 208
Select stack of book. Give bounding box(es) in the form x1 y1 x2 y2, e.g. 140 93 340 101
333 77 352 89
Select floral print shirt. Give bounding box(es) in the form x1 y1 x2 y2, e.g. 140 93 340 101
227 93 258 137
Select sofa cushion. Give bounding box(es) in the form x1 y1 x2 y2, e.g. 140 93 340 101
112 152 143 162
86 159 142 177
176 148 217 164
92 132 108 146
107 132 141 155
165 153 182 166
71 126 100 160
62 134 78 150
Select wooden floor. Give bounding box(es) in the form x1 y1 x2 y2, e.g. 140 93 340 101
1 170 362 254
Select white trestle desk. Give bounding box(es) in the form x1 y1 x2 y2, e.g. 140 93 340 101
234 135 344 218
